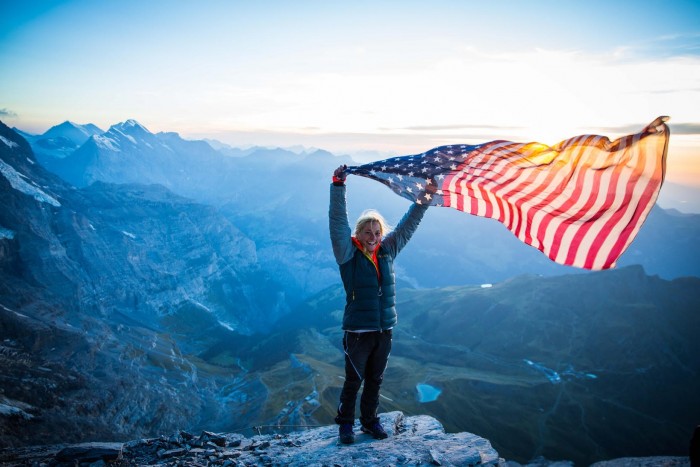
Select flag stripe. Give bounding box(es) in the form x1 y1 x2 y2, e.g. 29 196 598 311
587 130 665 268
346 117 669 270
540 135 611 263
581 134 639 268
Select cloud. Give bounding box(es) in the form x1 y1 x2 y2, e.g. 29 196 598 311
646 87 700 95
0 108 18 118
389 124 524 132
598 121 700 136
669 123 700 136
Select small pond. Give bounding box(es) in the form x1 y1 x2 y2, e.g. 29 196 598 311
416 383 442 403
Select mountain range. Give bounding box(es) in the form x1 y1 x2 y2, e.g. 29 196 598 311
17 120 700 288
1 119 699 465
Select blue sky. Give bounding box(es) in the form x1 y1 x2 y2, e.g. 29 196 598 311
1 0 699 184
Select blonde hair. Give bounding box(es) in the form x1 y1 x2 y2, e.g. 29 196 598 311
354 209 392 238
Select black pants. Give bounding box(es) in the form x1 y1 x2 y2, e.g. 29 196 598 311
335 330 392 426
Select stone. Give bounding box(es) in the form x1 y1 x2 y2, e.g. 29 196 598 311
54 442 123 463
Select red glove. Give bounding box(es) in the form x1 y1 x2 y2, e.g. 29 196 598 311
333 165 347 185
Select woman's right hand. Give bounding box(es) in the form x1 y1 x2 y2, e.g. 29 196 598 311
333 165 348 182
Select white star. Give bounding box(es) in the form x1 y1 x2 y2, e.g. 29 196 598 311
450 164 457 170
424 193 432 201
416 182 424 190
408 171 414 177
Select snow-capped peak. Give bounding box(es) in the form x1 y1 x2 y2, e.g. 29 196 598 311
111 119 150 134
42 121 103 145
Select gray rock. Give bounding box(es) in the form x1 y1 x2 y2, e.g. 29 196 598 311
0 414 692 467
590 457 690 467
54 442 123 463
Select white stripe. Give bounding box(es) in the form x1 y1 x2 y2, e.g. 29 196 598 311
591 132 658 269
484 143 546 229
509 143 576 248
531 136 601 257
580 134 637 269
469 143 526 219
569 143 620 267
343 332 364 381
447 141 512 209
547 136 611 265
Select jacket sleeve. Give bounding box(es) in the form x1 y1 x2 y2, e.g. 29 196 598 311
382 202 429 258
329 183 355 265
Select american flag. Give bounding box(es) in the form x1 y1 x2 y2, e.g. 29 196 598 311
346 117 670 270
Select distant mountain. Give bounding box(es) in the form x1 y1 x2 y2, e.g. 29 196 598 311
42 120 103 146
23 121 104 168
11 127 35 140
0 122 286 446
40 121 354 303
32 119 700 297
51 119 238 199
656 180 700 214
202 138 258 157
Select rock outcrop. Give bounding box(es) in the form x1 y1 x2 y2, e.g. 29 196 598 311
0 412 503 466
1 412 692 466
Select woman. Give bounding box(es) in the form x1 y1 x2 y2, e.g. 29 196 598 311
328 164 428 444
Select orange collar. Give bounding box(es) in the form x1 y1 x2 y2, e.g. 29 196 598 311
352 237 381 278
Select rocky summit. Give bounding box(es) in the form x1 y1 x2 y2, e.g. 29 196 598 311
0 411 503 466
0 412 692 467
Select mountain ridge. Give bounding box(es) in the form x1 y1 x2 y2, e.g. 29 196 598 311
22 119 700 294
2 121 698 464
1 121 288 446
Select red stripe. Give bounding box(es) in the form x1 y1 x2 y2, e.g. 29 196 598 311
599 134 666 268
583 133 642 268
586 132 665 268
512 138 587 248
562 144 620 266
424 119 667 269
540 135 610 263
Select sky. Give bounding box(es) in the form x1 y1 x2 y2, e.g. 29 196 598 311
1 0 699 186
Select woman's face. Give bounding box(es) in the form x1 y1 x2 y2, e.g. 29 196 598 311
357 220 382 253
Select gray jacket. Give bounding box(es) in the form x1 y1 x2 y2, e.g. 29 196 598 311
329 183 427 330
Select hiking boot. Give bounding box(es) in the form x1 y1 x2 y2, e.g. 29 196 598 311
360 421 388 439
338 423 355 444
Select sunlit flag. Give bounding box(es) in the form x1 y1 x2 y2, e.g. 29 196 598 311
346 117 670 270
